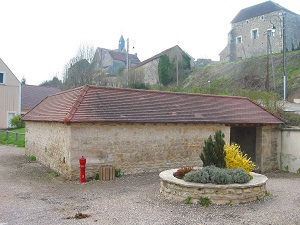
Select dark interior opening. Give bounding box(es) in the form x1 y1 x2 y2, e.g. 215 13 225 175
230 127 256 163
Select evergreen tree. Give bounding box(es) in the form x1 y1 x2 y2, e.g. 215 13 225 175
200 130 226 168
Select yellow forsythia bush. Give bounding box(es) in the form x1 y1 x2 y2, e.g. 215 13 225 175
224 143 255 173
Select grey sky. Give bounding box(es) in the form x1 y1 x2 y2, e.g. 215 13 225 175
1 0 299 85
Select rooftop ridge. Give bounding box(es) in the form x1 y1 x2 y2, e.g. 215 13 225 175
63 85 90 123
135 45 180 68
87 84 250 100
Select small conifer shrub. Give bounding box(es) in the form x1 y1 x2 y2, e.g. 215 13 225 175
200 130 226 168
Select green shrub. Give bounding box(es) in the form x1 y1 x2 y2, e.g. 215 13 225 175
211 168 233 184
229 168 252 184
10 114 25 128
184 169 210 183
200 130 226 168
284 111 300 127
184 166 251 184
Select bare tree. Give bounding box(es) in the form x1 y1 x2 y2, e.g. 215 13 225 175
61 43 96 89
75 43 95 63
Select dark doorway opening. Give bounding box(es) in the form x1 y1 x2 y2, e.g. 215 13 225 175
230 127 256 163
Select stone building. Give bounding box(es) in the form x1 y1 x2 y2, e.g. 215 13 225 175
91 46 140 76
220 1 300 62
134 45 194 85
22 85 283 180
66 35 141 87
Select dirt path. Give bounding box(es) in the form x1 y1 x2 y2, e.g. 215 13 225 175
0 145 300 225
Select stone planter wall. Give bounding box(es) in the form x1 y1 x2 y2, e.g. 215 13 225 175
159 169 268 204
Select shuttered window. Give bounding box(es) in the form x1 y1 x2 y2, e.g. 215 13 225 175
0 72 4 83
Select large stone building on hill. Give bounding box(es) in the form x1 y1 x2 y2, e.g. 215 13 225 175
220 1 300 62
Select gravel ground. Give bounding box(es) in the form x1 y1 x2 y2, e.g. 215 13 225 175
0 145 300 225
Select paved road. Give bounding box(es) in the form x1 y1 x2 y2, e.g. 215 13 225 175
0 145 300 225
284 102 300 113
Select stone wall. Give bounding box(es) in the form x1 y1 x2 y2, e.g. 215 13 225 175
25 121 281 179
160 169 268 204
278 127 300 173
69 123 230 179
256 125 279 173
25 122 72 177
138 59 159 85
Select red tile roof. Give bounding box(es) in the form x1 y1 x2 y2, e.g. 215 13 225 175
22 85 283 125
21 84 62 111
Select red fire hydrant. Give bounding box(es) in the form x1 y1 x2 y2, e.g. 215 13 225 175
79 156 86 183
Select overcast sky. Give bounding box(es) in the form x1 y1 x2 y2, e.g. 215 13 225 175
1 0 299 85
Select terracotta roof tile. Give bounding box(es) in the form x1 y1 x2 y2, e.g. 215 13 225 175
22 85 283 125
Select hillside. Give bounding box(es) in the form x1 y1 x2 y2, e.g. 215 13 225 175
184 50 300 100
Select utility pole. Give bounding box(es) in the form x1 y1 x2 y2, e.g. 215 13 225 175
270 12 287 102
266 34 270 92
176 55 179 86
126 38 129 86
282 13 287 102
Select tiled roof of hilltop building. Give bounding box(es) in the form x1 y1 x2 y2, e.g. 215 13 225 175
231 1 296 23
108 50 140 64
135 45 181 68
22 85 283 125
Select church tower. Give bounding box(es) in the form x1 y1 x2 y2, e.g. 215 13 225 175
118 35 125 52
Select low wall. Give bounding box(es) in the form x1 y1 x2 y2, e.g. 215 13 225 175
279 128 300 173
159 169 268 204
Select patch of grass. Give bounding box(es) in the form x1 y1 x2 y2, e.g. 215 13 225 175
199 196 211 207
297 168 300 174
265 191 271 197
0 128 25 147
226 200 232 206
48 171 59 177
28 155 36 161
184 196 192 204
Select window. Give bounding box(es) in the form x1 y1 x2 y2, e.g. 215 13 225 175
251 29 258 40
236 36 242 44
267 29 275 37
0 72 4 84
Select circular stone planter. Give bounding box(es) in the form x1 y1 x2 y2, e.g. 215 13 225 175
159 169 268 204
